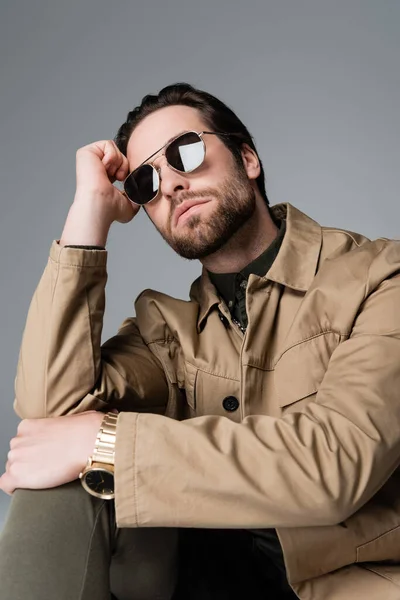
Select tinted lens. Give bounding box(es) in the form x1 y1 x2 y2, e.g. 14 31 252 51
166 132 205 172
124 164 159 205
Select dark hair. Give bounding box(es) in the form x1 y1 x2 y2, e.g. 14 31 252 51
114 83 269 205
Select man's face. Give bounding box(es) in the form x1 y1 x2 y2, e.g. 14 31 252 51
126 105 258 260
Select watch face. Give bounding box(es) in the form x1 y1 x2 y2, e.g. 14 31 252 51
84 468 114 498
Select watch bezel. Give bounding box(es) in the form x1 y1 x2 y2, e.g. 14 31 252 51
80 464 115 500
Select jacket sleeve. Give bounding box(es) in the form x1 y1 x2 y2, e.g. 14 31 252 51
14 241 169 419
114 252 400 530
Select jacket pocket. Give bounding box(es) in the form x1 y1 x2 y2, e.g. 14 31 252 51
274 331 341 408
184 361 241 419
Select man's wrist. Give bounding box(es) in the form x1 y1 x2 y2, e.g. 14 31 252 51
59 199 113 247
79 412 117 500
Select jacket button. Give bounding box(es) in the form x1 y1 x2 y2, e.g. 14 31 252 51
222 396 239 412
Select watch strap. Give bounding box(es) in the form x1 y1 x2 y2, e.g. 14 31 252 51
92 412 118 466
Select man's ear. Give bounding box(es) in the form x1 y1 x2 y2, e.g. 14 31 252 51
241 144 260 181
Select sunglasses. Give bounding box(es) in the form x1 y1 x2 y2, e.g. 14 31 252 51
123 130 234 205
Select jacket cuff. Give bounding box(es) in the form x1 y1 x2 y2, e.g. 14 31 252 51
49 240 108 268
114 412 140 527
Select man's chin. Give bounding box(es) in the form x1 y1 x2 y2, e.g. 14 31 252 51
171 235 225 260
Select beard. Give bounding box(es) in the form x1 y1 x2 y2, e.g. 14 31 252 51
149 162 257 260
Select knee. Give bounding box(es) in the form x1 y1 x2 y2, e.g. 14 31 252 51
1 480 107 537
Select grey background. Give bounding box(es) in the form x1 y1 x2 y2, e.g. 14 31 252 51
0 0 399 528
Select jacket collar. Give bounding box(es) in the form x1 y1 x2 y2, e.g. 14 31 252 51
190 203 322 332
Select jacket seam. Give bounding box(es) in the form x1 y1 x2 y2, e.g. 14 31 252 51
322 228 362 247
147 341 178 388
185 360 240 382
133 413 140 526
356 523 400 561
185 368 197 410
360 564 400 586
274 329 349 365
364 241 388 298
43 257 61 417
84 282 96 396
49 256 106 269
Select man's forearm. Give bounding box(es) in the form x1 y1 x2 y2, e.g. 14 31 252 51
59 193 113 248
14 242 108 419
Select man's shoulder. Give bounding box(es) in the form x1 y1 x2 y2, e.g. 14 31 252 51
318 224 400 290
133 287 199 343
321 224 371 250
320 218 397 257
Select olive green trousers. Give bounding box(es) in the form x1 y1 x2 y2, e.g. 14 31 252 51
0 480 178 600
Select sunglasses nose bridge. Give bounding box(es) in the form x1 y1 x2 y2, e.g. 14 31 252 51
152 152 169 170
154 150 185 180
157 161 191 199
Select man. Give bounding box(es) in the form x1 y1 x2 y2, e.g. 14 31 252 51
1 83 400 599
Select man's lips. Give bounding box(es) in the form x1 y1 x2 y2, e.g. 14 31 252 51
173 199 210 226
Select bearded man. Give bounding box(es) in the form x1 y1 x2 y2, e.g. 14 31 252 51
1 83 400 599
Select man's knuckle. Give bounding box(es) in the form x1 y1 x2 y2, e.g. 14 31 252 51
17 419 31 434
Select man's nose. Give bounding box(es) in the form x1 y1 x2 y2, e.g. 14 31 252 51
155 156 190 199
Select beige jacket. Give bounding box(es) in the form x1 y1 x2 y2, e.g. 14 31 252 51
14 204 400 599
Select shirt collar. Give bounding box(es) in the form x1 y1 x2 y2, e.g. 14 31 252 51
207 219 287 309
190 203 323 332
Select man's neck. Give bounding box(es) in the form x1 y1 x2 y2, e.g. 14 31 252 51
201 200 278 274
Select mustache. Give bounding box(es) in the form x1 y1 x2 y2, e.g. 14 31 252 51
170 188 219 210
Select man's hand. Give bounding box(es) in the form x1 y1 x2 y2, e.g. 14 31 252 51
0 411 106 496
60 140 140 247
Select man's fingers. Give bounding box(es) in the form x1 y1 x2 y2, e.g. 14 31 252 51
17 418 33 436
101 141 125 175
0 473 14 496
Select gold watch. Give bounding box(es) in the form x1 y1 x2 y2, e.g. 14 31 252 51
79 412 118 500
